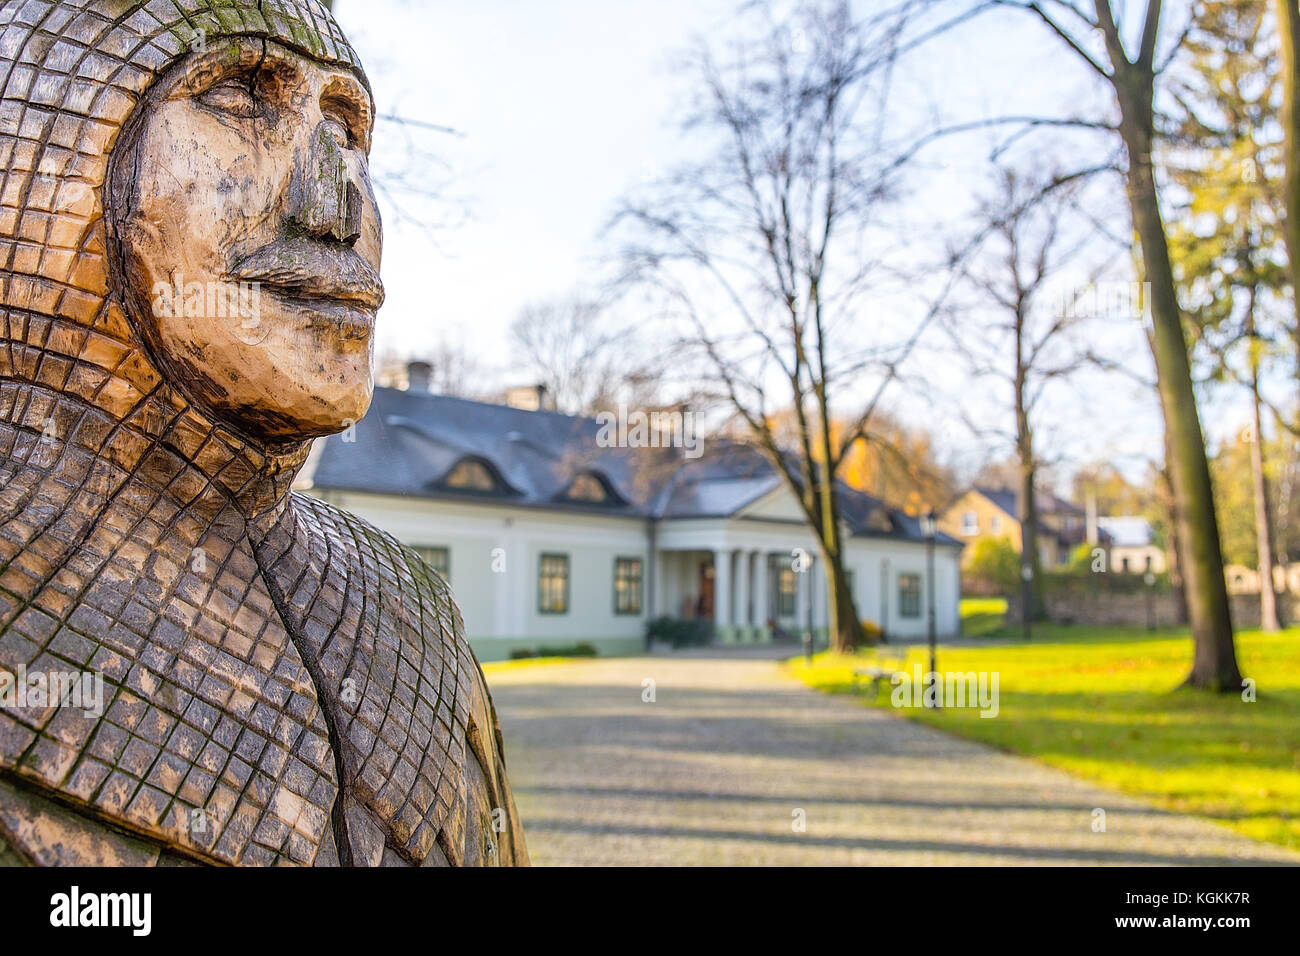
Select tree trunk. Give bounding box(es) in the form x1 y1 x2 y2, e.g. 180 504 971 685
1248 308 1282 631
1112 72 1241 690
824 551 869 652
815 374 868 653
1250 387 1281 631
815 470 868 653
1015 328 1045 628
1159 458 1190 627
1151 345 1190 627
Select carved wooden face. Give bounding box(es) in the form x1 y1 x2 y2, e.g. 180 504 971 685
111 37 383 444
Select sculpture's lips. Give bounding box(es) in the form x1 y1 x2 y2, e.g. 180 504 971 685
230 238 385 310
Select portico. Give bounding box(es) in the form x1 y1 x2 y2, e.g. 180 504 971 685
654 546 798 643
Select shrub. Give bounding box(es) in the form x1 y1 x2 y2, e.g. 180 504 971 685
646 616 714 648
510 643 600 659
536 642 599 658
966 537 1020 594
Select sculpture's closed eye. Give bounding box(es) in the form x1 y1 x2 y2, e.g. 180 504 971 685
198 78 259 118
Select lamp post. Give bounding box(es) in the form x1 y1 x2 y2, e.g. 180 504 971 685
920 510 939 709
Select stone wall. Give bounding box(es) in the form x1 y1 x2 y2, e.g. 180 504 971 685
1005 588 1300 630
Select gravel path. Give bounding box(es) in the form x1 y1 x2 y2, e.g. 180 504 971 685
486 655 1300 866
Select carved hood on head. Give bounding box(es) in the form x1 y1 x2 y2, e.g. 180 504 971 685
0 0 368 510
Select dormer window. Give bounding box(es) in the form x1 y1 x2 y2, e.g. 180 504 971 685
558 471 623 506
866 509 893 533
567 472 609 503
444 458 497 492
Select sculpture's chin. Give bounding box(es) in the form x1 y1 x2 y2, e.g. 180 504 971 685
234 375 374 445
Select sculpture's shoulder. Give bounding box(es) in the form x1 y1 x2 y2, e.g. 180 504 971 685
263 493 529 866
284 491 466 663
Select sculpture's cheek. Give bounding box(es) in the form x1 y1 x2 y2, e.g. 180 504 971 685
135 105 292 268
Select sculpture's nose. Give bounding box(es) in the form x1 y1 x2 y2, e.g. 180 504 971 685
288 119 364 245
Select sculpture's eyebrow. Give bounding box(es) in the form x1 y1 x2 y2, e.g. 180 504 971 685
171 37 265 97
238 43 374 151
320 73 373 152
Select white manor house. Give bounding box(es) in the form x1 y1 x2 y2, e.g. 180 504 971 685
296 375 962 661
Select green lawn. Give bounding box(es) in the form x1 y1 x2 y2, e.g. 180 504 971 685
787 625 1300 851
960 596 1007 637
481 656 584 675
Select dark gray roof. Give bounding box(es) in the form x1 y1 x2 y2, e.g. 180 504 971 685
311 388 955 544
975 485 1085 519
972 485 1108 546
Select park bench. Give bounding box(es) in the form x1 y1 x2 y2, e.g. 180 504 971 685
851 647 909 698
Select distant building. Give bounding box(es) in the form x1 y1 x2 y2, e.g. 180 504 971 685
295 376 963 660
1097 516 1165 574
939 485 1101 567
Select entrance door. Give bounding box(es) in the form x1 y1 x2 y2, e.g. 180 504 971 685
697 559 715 618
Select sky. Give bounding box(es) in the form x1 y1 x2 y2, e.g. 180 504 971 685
326 0 1239 491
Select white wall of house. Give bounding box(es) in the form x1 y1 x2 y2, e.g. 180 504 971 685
841 538 962 640
308 486 963 659
311 491 649 660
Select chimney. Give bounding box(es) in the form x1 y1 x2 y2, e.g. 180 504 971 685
505 384 550 411
406 360 432 393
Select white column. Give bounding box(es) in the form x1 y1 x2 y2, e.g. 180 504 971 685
753 551 769 642
734 549 751 642
654 551 669 620
713 548 732 641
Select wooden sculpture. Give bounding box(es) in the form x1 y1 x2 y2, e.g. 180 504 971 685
0 0 528 866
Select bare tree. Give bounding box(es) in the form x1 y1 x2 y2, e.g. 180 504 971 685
510 295 665 416
948 165 1098 632
1166 0 1287 630
611 0 955 652
978 0 1241 690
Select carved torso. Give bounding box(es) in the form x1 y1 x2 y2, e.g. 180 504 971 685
0 388 525 866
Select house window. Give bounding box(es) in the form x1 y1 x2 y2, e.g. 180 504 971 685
445 459 496 492
538 553 570 614
961 511 979 535
777 566 798 617
1145 555 1153 572
1121 556 1130 573
567 473 610 503
413 546 450 579
614 557 643 615
990 515 1002 534
898 573 922 618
